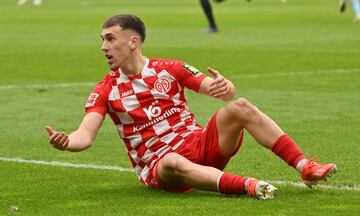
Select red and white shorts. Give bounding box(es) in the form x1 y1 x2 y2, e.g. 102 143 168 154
147 112 244 192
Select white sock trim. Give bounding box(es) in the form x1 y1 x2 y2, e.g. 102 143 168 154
244 177 251 193
216 172 225 192
296 159 308 172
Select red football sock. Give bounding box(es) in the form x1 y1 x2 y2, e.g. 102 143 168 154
218 172 247 194
271 134 305 169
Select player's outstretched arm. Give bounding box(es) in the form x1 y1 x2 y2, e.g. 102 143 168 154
45 112 104 152
199 67 235 101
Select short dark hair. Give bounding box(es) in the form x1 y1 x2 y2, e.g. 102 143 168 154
103 14 146 43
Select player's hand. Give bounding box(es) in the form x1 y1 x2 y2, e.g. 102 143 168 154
45 125 69 151
207 67 231 98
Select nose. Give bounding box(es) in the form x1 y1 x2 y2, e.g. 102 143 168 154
101 41 109 51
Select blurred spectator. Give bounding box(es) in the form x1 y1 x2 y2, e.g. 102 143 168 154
199 0 224 33
18 0 42 6
200 0 288 33
340 0 360 23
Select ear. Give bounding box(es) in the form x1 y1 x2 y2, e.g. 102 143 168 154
129 35 141 50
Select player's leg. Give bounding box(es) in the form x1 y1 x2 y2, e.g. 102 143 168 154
349 0 360 22
216 97 337 187
340 0 347 13
156 152 277 199
157 152 221 191
216 98 284 152
200 0 218 32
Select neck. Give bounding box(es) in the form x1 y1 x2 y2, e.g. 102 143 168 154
120 52 146 76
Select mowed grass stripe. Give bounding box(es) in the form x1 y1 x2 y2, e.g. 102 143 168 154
1 0 359 215
2 156 359 192
1 67 359 90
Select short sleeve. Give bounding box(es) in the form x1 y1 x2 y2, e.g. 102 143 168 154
167 61 207 92
85 81 109 117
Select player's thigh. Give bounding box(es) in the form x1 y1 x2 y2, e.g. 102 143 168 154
216 105 244 154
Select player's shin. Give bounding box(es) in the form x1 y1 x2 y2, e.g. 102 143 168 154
271 134 305 171
217 172 277 200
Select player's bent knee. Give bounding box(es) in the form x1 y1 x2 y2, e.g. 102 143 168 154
160 153 192 177
233 98 253 110
228 98 259 121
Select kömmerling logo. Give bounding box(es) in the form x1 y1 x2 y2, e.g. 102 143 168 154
133 107 181 132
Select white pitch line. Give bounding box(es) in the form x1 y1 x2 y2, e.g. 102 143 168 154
0 157 133 172
0 82 96 90
269 180 360 192
232 68 360 78
0 68 359 91
1 157 359 192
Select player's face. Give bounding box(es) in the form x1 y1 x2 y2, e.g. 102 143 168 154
101 25 134 71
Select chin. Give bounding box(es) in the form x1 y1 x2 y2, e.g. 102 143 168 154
110 65 119 72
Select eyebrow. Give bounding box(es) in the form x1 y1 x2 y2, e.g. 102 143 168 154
101 32 115 39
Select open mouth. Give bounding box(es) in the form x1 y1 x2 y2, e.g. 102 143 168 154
105 54 113 63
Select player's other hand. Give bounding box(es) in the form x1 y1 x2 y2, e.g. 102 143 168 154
207 67 231 98
45 125 69 151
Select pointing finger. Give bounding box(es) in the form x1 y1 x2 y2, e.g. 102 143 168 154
207 67 220 78
45 125 55 136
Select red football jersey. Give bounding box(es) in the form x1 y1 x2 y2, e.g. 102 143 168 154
85 58 207 185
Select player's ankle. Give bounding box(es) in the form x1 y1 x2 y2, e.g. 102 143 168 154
296 158 308 172
244 177 251 193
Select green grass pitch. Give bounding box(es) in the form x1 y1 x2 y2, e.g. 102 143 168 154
1 0 360 215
